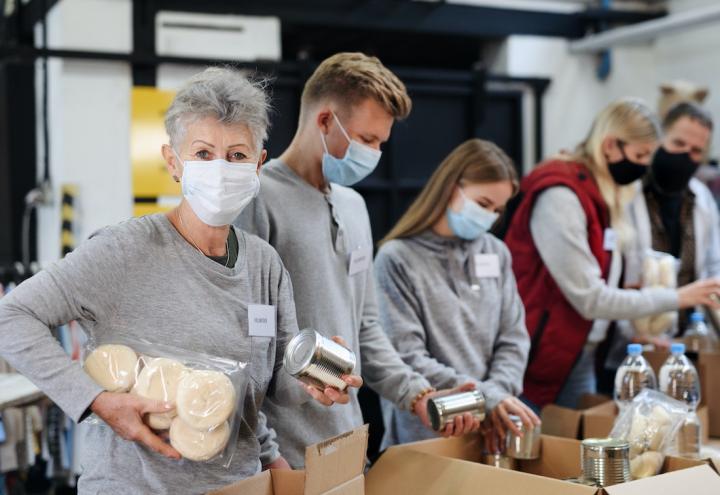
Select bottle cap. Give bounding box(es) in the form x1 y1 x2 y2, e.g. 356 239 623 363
627 343 642 356
670 342 686 355
690 312 705 323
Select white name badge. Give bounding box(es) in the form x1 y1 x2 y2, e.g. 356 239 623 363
474 254 501 279
248 304 276 337
348 245 373 276
603 228 617 252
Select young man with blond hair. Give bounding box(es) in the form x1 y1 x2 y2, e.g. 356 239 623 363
237 52 479 468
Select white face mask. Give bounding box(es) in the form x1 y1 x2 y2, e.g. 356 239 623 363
175 150 260 227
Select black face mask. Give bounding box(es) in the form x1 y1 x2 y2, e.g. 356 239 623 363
650 147 699 194
607 141 649 186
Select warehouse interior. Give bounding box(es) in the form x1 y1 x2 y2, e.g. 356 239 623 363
2 0 720 493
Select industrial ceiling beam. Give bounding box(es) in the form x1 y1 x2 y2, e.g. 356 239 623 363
570 3 720 53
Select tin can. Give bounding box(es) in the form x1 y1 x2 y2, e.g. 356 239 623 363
283 329 356 391
482 453 516 470
505 414 541 460
426 390 485 431
581 438 631 487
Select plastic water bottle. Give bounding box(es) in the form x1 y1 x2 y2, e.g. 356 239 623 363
659 343 701 456
684 311 717 353
659 342 701 408
614 343 657 409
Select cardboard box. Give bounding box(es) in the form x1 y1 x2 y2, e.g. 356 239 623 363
541 394 612 439
366 433 720 495
210 425 368 495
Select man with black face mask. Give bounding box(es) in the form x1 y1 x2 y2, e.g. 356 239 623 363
625 102 720 332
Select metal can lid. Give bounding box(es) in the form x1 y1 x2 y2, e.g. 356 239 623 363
283 329 320 376
507 414 523 426
581 438 629 451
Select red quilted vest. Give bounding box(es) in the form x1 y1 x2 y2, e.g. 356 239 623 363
505 160 612 407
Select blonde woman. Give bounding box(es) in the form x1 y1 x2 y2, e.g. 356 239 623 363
375 139 540 449
504 98 720 411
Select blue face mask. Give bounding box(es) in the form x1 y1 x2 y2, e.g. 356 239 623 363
446 188 500 240
321 112 382 186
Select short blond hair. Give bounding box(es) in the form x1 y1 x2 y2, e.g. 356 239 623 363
300 52 412 121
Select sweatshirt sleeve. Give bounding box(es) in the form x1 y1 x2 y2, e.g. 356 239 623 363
530 187 678 321
479 243 530 409
359 265 432 411
372 249 481 404
0 229 126 422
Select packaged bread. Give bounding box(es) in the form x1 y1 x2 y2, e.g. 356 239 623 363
83 336 247 468
632 252 678 337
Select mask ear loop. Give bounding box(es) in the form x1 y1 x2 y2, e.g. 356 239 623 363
172 148 184 183
331 111 352 143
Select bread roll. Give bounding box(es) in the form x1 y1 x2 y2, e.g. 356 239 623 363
132 357 189 430
648 313 674 336
658 257 676 288
169 418 230 462
643 257 660 287
84 345 138 392
176 370 236 430
630 451 664 479
633 317 651 335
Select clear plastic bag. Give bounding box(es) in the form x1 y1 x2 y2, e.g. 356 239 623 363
632 250 678 337
82 334 248 468
610 389 689 478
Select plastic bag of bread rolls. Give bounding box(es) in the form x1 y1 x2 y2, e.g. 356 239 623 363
610 389 689 479
632 251 678 337
82 336 248 468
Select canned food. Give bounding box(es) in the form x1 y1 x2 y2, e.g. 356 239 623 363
426 390 485 432
505 414 541 460
283 329 356 391
482 453 516 470
581 438 631 487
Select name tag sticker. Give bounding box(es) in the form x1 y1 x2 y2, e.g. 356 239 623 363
348 245 373 276
603 228 617 251
248 304 276 337
474 254 501 278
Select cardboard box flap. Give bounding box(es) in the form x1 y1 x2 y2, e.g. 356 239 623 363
519 435 585 480
304 424 368 495
367 447 597 495
388 431 484 463
271 470 305 495
604 464 720 495
207 470 275 495
542 404 583 439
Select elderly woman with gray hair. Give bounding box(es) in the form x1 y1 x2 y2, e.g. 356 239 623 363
0 67 357 493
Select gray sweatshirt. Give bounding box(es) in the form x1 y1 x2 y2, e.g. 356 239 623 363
236 159 431 468
0 214 298 494
374 231 529 447
530 187 679 339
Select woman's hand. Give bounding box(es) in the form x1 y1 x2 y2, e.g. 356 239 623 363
489 396 541 442
300 336 363 406
90 392 181 459
678 278 720 309
263 456 292 471
415 382 483 438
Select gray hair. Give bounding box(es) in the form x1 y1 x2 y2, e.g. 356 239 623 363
165 67 271 153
